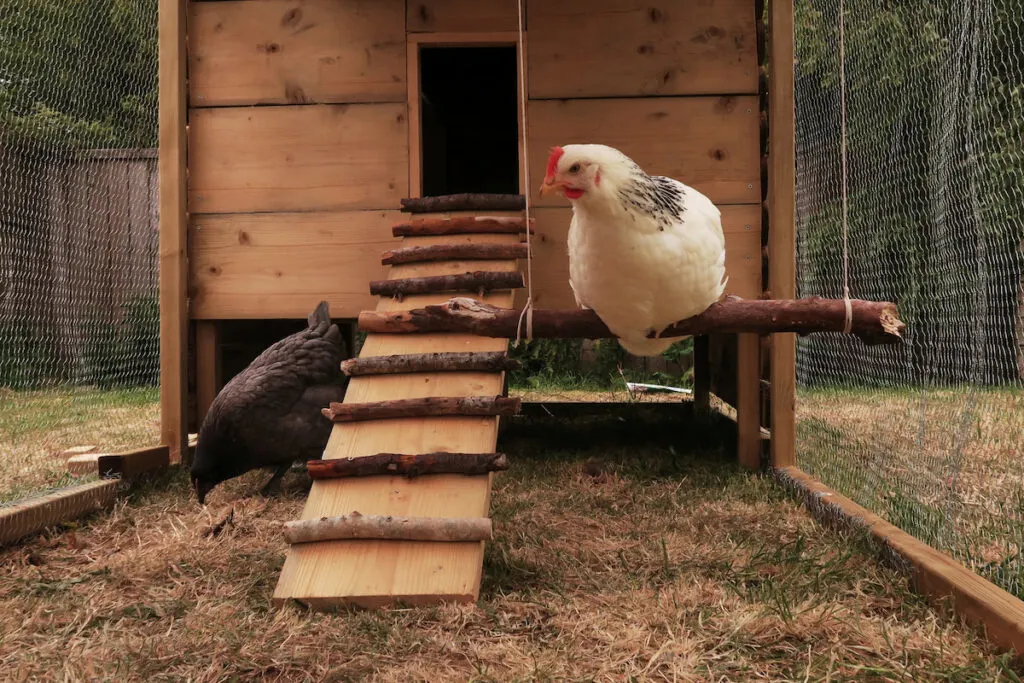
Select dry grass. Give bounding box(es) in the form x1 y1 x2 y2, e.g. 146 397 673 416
1 405 1020 682
0 387 160 504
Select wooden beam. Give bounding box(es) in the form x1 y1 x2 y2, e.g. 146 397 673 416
776 466 1024 655
307 452 509 479
358 296 906 346
195 321 220 425
369 271 524 298
768 0 798 468
400 194 526 213
322 395 521 423
0 480 119 547
392 216 534 237
693 335 711 414
159 0 189 464
382 243 528 265
283 512 493 544
97 446 171 480
736 334 761 469
341 351 520 376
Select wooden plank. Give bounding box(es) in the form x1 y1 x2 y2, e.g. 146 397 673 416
693 335 711 414
528 97 760 207
0 480 119 547
273 239 516 608
195 321 220 423
407 0 518 33
527 0 758 99
159 0 189 464
97 446 171 479
768 0 796 468
188 104 408 214
189 0 406 107
189 210 401 319
528 205 763 309
777 466 1024 655
736 333 761 469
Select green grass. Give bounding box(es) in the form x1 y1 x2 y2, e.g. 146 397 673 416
0 385 160 504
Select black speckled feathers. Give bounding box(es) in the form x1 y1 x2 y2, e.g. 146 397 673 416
616 159 689 230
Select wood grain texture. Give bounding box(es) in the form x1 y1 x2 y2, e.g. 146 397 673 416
768 0 797 468
528 97 760 207
195 321 220 423
736 333 761 469
407 0 518 32
273 235 517 608
188 104 408 214
0 480 119 546
188 0 406 106
528 205 763 309
159 0 189 464
778 466 1024 655
189 211 401 319
527 0 758 98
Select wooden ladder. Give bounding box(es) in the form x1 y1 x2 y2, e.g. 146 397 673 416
273 195 530 608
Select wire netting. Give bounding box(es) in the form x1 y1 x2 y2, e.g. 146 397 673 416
0 0 159 505
793 0 1024 597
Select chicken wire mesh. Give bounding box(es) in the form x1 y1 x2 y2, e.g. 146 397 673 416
0 0 160 505
792 0 1024 597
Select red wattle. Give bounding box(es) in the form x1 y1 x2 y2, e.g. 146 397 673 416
564 188 584 199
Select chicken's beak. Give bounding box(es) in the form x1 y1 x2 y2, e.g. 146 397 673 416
192 475 214 505
539 176 564 198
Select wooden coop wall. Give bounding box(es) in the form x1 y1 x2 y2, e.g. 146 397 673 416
184 0 762 320
180 0 765 451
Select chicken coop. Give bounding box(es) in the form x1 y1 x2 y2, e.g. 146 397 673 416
154 0 1024 650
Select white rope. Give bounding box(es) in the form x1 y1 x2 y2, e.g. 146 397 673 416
513 0 534 346
839 0 852 335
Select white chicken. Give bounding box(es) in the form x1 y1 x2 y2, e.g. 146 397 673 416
539 143 728 357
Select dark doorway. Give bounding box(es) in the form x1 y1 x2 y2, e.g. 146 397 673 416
419 46 520 196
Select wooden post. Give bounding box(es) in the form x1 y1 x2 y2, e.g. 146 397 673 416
693 335 711 414
159 0 189 464
195 321 220 426
737 334 762 469
768 0 797 468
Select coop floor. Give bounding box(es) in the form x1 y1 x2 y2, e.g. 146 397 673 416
1 406 1021 681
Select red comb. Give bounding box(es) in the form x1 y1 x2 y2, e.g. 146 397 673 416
545 146 565 180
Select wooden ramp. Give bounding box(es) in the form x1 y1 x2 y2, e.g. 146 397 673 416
273 195 529 608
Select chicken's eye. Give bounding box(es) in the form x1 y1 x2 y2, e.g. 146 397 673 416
568 163 581 173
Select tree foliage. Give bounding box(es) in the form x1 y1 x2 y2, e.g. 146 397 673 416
0 0 157 149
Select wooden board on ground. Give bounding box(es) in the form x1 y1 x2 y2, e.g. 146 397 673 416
188 104 408 214
0 480 119 547
527 0 758 99
527 97 761 207
188 0 406 107
273 230 520 607
527 205 762 309
189 210 402 319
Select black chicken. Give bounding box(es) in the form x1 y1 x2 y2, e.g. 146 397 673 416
190 301 349 504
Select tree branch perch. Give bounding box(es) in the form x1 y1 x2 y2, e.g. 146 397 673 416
283 511 493 544
341 351 520 377
358 296 906 346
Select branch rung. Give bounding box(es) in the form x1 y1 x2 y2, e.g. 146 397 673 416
399 193 525 214
321 395 521 423
392 216 534 237
283 511 493 544
369 271 524 298
382 243 529 266
341 351 520 377
307 452 509 479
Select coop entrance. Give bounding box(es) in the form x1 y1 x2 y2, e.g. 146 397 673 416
417 45 520 196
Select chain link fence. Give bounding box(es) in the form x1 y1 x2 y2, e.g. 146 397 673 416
793 0 1024 597
0 0 160 504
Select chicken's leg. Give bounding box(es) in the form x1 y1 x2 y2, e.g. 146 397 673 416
259 463 292 498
